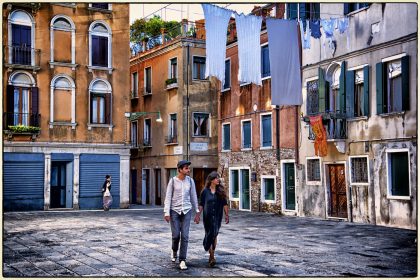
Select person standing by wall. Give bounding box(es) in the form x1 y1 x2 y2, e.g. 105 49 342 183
102 175 112 211
198 171 229 267
164 160 201 270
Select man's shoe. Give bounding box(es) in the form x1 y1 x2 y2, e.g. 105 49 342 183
171 251 177 262
179 260 188 270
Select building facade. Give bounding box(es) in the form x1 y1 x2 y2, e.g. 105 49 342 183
299 3 417 229
3 3 131 210
218 4 300 215
129 22 218 205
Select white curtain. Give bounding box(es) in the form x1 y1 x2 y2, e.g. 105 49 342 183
202 4 232 85
99 96 105 124
92 98 98 123
13 89 19 125
22 89 29 126
235 13 262 86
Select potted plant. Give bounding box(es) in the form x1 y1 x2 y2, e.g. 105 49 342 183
8 125 41 134
165 78 177 89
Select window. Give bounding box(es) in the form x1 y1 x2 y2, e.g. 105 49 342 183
222 59 231 90
144 119 151 146
131 72 138 97
346 65 370 118
354 69 365 117
306 79 319 115
386 150 410 198
261 114 272 148
169 57 177 79
349 156 369 185
89 21 112 70
168 168 177 181
261 44 270 78
144 67 152 95
89 79 112 125
306 158 321 183
167 113 177 144
6 71 38 128
50 74 76 127
377 56 409 114
344 3 370 15
241 120 252 149
286 3 320 21
91 3 110 10
261 176 276 202
8 10 35 66
222 123 231 151
131 121 138 147
193 56 206 80
229 168 250 208
50 15 75 65
330 66 341 113
193 113 209 137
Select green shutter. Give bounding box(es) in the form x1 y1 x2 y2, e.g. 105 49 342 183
345 70 355 118
401 55 409 111
318 67 326 113
362 65 370 116
376 62 384 114
339 61 346 113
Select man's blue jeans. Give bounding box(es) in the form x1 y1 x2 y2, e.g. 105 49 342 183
170 209 192 261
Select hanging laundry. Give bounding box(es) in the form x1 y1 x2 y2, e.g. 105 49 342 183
309 115 328 157
321 18 336 38
299 19 311 49
235 13 262 85
309 19 322 39
201 4 232 85
266 19 302 106
337 17 349 34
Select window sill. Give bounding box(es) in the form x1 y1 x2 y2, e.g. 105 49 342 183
221 149 231 153
379 112 405 118
87 123 113 132
387 195 412 201
52 3 76 8
306 181 322 186
221 88 231 93
346 6 370 16
87 65 113 74
49 122 77 130
241 148 252 151
49 61 78 70
261 76 271 81
350 182 369 186
260 146 273 150
131 95 139 100
230 198 239 202
192 135 209 138
261 200 276 204
347 116 368 122
165 142 178 146
192 79 209 83
143 92 152 96
166 83 178 90
240 82 252 87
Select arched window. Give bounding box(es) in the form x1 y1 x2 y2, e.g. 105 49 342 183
89 79 112 126
6 71 37 127
8 10 35 66
89 21 112 72
50 15 76 67
50 75 76 128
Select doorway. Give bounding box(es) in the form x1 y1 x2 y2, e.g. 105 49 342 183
155 169 162 205
192 168 217 196
283 162 296 211
131 169 137 204
328 164 347 218
50 161 72 208
240 169 251 210
142 169 150 205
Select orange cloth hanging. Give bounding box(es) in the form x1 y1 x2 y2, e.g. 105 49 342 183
309 115 328 157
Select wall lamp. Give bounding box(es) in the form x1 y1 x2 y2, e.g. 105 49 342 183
124 111 162 122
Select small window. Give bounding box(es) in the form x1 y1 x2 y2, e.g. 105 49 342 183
306 79 319 115
306 158 321 183
261 114 272 148
168 113 177 143
91 3 109 10
344 3 370 15
144 67 152 94
387 60 402 113
143 119 151 146
241 120 252 149
222 123 231 151
286 3 320 20
89 21 111 69
223 59 231 90
131 72 138 97
193 113 209 137
89 79 111 125
350 156 369 184
387 150 410 198
230 169 239 199
90 94 106 124
261 45 270 78
193 56 206 80
169 58 177 79
131 121 138 147
354 69 365 117
261 177 275 202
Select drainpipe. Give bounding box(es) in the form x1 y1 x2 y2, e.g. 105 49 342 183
186 43 190 161
276 105 280 161
349 185 353 222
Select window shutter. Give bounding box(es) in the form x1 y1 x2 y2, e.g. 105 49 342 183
339 61 346 113
31 87 39 126
318 67 326 113
243 122 251 148
362 65 370 116
262 116 272 146
299 3 307 20
345 70 355 118
376 62 384 114
401 55 409 111
100 37 108 67
105 93 111 124
6 85 14 127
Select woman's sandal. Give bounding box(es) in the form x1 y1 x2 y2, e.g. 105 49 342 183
209 257 216 267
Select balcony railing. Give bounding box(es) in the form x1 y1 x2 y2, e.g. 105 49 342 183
165 135 178 144
3 112 41 128
4 45 41 69
304 111 347 140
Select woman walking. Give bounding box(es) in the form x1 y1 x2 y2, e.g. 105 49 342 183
198 171 229 267
102 175 113 211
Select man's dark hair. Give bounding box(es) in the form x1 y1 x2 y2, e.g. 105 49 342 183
105 175 111 179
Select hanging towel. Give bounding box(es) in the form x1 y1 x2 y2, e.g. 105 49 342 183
309 19 322 39
235 13 262 85
201 4 232 85
266 19 302 106
321 18 336 38
299 19 311 49
337 17 349 34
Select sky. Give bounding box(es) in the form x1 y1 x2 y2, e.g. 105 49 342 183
130 3 269 23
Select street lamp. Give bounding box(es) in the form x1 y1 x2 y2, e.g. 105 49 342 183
124 111 162 122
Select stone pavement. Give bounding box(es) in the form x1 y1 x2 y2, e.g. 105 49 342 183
3 206 417 277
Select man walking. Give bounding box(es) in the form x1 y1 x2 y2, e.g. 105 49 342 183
164 160 200 270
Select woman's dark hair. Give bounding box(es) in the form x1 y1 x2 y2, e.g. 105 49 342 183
105 175 110 179
204 171 226 200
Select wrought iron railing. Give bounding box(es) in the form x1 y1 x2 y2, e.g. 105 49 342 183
4 45 41 67
3 112 41 129
305 111 347 140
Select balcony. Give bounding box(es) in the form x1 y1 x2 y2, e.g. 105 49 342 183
4 45 41 71
165 135 178 145
303 111 347 140
3 112 41 141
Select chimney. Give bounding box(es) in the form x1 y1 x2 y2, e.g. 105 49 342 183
182 19 188 36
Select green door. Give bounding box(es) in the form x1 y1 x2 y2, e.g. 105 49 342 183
285 163 296 210
240 169 250 210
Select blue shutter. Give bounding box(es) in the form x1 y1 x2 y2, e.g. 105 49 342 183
261 45 270 78
362 65 370 116
4 153 45 211
376 62 384 114
318 67 326 113
79 154 120 209
223 60 230 89
345 70 355 118
262 115 272 147
401 55 409 111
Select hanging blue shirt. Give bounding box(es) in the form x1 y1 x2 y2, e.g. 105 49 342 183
299 20 311 49
321 19 336 38
309 19 322 39
338 17 349 34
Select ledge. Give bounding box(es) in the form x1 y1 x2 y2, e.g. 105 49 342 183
49 61 78 70
49 122 77 130
87 65 113 74
165 142 178 146
5 63 41 72
4 130 40 141
87 7 112 14
166 83 178 90
379 112 405 118
87 123 114 132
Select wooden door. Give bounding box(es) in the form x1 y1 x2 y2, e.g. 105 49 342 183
328 164 347 218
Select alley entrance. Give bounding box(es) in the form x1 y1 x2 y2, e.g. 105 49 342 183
328 164 347 218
